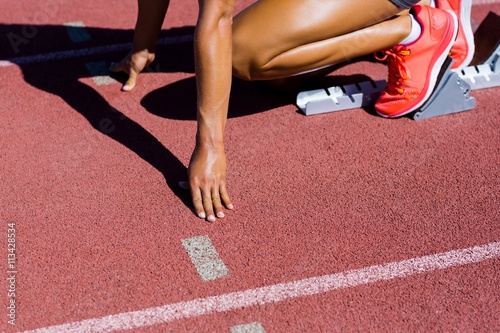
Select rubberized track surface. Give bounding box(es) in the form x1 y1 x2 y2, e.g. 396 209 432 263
1 1 499 332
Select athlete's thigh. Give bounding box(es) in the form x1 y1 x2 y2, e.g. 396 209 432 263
233 0 400 57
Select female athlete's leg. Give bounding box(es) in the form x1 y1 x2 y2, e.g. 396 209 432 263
232 0 424 81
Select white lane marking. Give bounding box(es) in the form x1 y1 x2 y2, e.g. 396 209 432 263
474 0 500 4
230 322 266 333
64 21 91 43
181 235 229 281
0 34 193 67
84 61 115 86
20 242 500 333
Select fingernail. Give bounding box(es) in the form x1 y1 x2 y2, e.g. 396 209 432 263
207 215 216 222
122 85 132 91
217 211 225 218
199 212 206 219
228 204 234 210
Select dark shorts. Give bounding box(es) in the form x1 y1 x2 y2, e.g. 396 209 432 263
389 0 421 9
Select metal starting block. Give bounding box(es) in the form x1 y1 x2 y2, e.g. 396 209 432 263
296 59 476 120
457 44 500 90
296 80 386 116
412 58 476 120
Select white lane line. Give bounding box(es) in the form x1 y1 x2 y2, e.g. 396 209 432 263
474 0 500 4
230 322 266 333
64 21 91 43
0 34 193 68
84 61 116 86
181 235 229 281
21 242 500 333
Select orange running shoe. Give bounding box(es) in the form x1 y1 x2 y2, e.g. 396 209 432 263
436 0 475 69
375 5 458 118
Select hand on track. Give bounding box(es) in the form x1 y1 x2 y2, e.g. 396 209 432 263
184 144 233 222
109 50 155 91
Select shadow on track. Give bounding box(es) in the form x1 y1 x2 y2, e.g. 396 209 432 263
0 23 376 208
140 73 377 120
0 24 197 209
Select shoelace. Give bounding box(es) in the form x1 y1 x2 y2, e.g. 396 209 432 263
375 47 412 95
450 47 466 58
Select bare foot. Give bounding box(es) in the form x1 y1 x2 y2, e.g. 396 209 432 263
109 49 155 91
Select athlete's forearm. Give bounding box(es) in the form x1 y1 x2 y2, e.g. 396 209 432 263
133 0 170 52
194 0 235 147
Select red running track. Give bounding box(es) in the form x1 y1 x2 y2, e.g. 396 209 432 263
1 1 499 332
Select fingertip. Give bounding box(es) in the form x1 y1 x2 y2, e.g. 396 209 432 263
122 84 133 92
220 189 233 210
198 212 206 219
123 77 137 91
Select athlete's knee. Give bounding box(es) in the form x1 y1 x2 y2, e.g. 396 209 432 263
232 19 272 81
232 44 253 80
232 38 269 81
